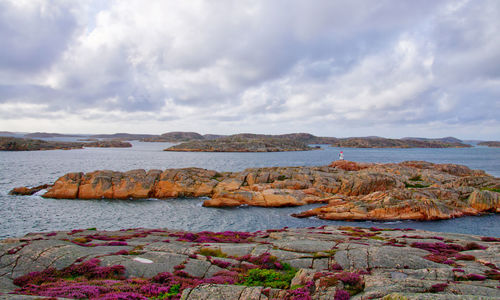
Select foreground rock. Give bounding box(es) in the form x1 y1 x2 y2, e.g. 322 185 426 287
0 226 499 299
13 161 499 222
0 137 131 151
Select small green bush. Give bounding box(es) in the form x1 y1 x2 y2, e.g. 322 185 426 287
241 268 297 289
408 175 422 181
482 187 500 193
199 247 227 258
405 182 429 188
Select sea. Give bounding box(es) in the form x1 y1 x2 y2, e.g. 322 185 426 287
0 140 499 239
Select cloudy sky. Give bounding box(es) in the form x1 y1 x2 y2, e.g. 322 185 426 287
0 0 499 139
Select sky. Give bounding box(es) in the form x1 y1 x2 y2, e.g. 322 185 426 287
0 0 499 139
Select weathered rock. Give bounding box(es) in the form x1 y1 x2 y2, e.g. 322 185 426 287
8 184 51 196
11 161 500 221
1 226 499 299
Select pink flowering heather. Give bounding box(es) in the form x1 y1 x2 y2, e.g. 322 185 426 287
335 272 361 286
211 259 232 269
481 236 500 242
287 280 314 300
106 241 128 246
485 269 500 280
430 283 448 293
169 230 254 243
98 292 148 299
334 289 351 300
456 273 487 281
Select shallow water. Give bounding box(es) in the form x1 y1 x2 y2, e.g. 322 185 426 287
0 141 499 238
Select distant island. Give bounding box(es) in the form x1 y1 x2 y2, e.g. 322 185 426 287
478 141 500 147
0 131 487 151
163 134 472 152
0 137 131 151
164 134 316 152
330 136 471 148
24 132 83 138
141 131 206 142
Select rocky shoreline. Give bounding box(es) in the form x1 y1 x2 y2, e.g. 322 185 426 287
164 136 315 152
0 226 499 299
11 161 500 222
0 137 132 151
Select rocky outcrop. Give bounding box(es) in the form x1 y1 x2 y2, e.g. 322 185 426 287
8 184 51 196
0 137 84 151
1 226 499 299
83 140 132 148
0 137 131 151
478 141 500 147
331 136 472 148
164 135 315 152
141 131 205 142
12 161 500 221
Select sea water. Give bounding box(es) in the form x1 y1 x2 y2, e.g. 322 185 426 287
0 141 499 238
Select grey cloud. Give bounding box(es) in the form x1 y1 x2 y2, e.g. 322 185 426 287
0 1 79 72
0 0 498 138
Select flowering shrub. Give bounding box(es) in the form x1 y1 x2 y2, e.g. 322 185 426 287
170 230 254 243
456 273 487 281
429 283 448 292
334 272 364 295
334 289 351 300
481 236 500 242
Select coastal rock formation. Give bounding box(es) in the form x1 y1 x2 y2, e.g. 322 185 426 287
83 140 132 148
8 184 51 196
1 226 499 299
478 141 500 147
0 137 131 151
13 161 500 221
141 131 205 142
164 135 315 152
330 136 472 148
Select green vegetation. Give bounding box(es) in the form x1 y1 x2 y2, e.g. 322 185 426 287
482 187 500 193
277 175 289 181
408 175 422 181
199 247 227 258
382 294 409 300
241 266 297 289
153 284 181 299
405 182 430 188
211 173 223 181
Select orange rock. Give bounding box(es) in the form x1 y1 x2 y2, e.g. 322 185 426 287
35 161 499 222
43 172 82 199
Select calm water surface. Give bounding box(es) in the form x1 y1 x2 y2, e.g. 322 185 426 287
0 141 499 238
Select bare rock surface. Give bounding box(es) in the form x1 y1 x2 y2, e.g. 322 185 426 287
0 226 499 299
12 160 500 221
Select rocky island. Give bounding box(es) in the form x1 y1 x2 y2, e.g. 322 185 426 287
164 134 316 152
0 137 132 151
330 137 472 148
478 141 500 148
11 161 499 221
0 225 499 299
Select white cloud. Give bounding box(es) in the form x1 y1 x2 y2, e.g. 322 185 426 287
0 0 499 139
